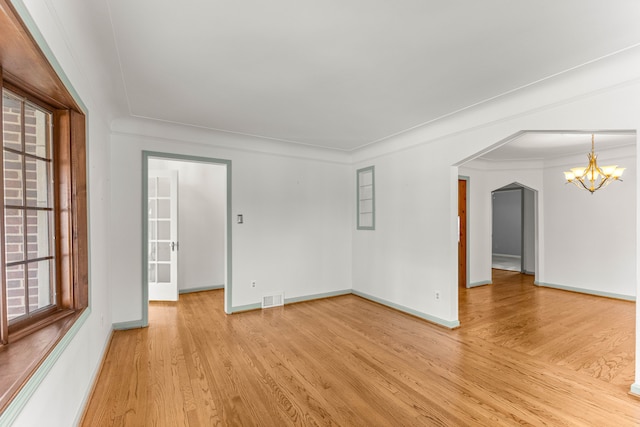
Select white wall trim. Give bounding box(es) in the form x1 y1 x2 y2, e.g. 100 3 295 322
179 285 224 294
535 281 635 302
468 280 492 288
629 383 640 397
352 290 460 329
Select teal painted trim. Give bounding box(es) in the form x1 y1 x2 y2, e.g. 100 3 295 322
8 0 88 114
230 303 262 313
630 383 640 397
351 290 460 329
141 153 150 327
179 285 224 294
112 319 146 331
356 165 375 230
0 309 91 426
468 280 491 288
142 151 233 321
534 281 636 302
284 289 351 304
458 175 470 287
72 329 114 426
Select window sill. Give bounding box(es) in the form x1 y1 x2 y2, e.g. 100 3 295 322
0 309 84 413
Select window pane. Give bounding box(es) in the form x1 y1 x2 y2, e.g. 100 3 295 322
149 220 157 240
158 199 170 219
2 91 22 152
5 208 24 263
24 104 50 158
4 151 23 206
158 220 170 240
148 178 156 197
149 242 157 262
157 177 170 197
148 199 157 219
157 242 171 262
26 210 51 259
148 263 156 283
25 157 50 208
6 264 25 321
157 264 170 283
27 259 52 312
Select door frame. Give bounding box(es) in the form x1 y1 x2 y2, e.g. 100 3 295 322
458 176 470 287
142 151 233 325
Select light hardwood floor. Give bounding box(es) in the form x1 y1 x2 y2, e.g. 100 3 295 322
82 271 639 426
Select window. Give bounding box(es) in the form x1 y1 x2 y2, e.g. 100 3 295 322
357 166 375 230
0 0 88 411
2 89 56 328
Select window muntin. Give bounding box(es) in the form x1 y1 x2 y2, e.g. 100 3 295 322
2 89 56 325
357 166 375 230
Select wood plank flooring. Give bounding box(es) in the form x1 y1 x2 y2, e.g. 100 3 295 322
82 271 640 426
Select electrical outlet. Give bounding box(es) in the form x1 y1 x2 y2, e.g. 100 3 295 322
435 291 440 300
251 280 256 288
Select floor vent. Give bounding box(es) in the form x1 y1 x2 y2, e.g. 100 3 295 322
262 293 284 309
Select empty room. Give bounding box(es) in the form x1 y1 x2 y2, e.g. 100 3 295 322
1 0 640 426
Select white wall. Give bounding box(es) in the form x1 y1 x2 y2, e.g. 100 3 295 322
149 159 226 291
8 0 118 426
110 120 353 322
543 146 636 298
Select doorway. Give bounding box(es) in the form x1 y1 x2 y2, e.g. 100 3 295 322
142 151 232 325
491 183 536 276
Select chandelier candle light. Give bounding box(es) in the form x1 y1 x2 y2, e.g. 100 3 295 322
563 134 625 194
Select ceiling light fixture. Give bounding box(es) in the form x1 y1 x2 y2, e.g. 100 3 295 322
563 134 624 194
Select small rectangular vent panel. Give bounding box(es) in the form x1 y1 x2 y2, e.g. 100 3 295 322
262 293 284 309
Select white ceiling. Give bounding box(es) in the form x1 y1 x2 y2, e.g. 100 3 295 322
106 0 640 151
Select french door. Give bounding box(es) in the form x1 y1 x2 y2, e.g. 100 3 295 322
148 170 178 301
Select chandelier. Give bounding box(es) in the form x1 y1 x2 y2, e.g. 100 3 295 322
563 134 625 194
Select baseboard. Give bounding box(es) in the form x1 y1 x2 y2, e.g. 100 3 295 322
285 289 351 305
112 319 146 330
351 290 460 329
230 289 352 314
468 280 491 288
630 383 640 398
492 253 521 259
534 281 635 302
75 329 115 426
179 284 224 294
522 270 535 276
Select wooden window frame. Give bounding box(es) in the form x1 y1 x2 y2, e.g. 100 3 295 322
0 0 88 414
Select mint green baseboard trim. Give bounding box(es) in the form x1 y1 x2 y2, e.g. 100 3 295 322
230 303 262 313
630 383 640 397
285 289 351 305
468 280 491 288
535 281 635 302
113 319 147 330
73 328 114 426
0 308 91 426
179 284 224 294
352 290 460 329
